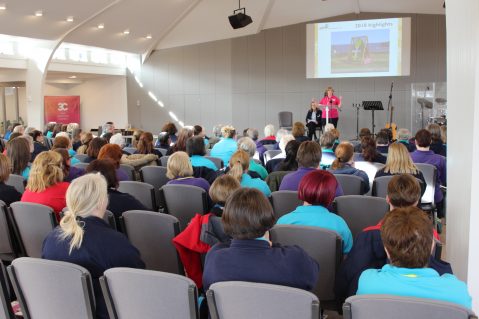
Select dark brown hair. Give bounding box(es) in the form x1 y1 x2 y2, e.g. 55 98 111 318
387 174 421 208
381 206 433 268
53 148 71 179
162 122 178 136
415 129 432 148
137 132 155 154
331 142 353 170
186 136 206 156
296 141 322 168
170 128 193 154
222 188 275 239
87 137 107 159
86 159 119 189
52 136 70 150
361 137 378 162
359 128 371 139
7 137 30 175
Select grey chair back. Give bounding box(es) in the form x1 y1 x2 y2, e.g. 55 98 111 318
155 148 167 156
353 162 385 195
6 174 25 193
121 210 183 274
207 281 320 319
264 150 282 163
0 262 14 319
118 181 158 211
278 111 293 130
160 156 169 167
415 163 437 204
7 258 96 319
270 225 342 306
263 144 276 151
161 184 208 230
0 201 17 261
334 174 364 195
119 164 136 181
372 176 394 198
74 154 89 163
270 191 302 220
140 166 170 189
123 147 137 155
333 195 389 239
100 268 198 319
61 208 117 230
204 156 223 169
343 294 477 319
10 202 56 258
73 162 89 170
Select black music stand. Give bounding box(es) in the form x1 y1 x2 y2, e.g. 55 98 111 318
362 101 384 135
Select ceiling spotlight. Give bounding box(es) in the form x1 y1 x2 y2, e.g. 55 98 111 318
66 16 74 22
0 4 6 10
146 34 152 39
97 23 104 29
123 29 130 35
35 10 43 17
228 0 252 29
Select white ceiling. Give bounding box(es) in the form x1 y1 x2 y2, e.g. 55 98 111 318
0 0 445 54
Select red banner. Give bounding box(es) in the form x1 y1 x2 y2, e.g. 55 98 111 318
44 96 80 125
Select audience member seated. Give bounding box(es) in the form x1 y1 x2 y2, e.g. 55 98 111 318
335 174 451 302
292 122 309 143
53 148 85 182
210 125 237 166
29 130 48 161
329 128 341 151
130 129 144 148
273 128 288 150
277 170 353 254
355 137 386 164
166 127 193 155
7 136 31 180
51 123 62 138
0 154 22 205
397 128 416 152
207 124 223 150
411 129 447 218
21 151 69 220
329 142 370 194
109 133 129 155
162 122 178 144
279 141 344 198
86 160 146 222
42 173 145 319
319 132 336 169
187 136 217 171
203 188 319 291
237 137 268 180
356 206 471 309
166 151 210 193
101 122 115 138
259 124 277 145
427 124 447 157
43 123 55 139
76 132 93 155
193 124 209 146
154 131 171 150
353 128 372 152
71 128 82 151
135 132 163 157
272 134 295 160
52 135 80 165
244 128 266 161
375 130 390 154
440 125 447 147
98 144 131 181
228 150 271 196
84 137 108 163
271 140 300 173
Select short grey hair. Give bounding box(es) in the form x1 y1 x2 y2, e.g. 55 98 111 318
264 124 276 137
212 124 223 137
275 129 288 143
279 134 295 152
237 137 257 157
110 133 125 147
246 128 259 141
397 128 411 141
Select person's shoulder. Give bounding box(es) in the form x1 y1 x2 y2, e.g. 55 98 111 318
57 182 70 190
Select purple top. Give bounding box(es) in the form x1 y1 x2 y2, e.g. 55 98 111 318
65 166 85 182
410 150 446 203
279 167 344 198
116 168 130 181
167 176 210 193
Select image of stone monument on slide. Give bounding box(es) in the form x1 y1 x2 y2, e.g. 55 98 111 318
330 29 390 73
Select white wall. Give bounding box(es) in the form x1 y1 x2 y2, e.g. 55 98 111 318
44 76 128 131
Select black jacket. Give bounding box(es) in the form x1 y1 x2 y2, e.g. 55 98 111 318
305 109 322 123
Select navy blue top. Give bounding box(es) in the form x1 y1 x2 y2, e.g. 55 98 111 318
203 239 319 291
42 216 145 319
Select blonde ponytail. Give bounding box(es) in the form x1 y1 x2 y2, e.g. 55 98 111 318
59 211 85 254
228 150 250 182
229 161 244 182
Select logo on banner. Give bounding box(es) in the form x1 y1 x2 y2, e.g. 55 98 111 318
58 103 69 111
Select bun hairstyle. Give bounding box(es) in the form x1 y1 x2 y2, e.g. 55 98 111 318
228 150 250 182
331 142 354 170
26 151 64 192
221 125 236 139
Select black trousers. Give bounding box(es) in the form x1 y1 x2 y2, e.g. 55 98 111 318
306 122 319 140
321 117 339 129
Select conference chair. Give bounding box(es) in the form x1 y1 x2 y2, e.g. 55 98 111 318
119 164 136 181
263 150 282 163
207 281 320 319
73 162 89 170
333 195 389 239
204 156 223 169
265 171 290 192
270 225 342 310
100 268 199 319
161 184 208 230
122 147 137 155
118 181 159 211
343 295 477 319
160 156 169 167
7 258 96 319
120 210 184 274
60 208 117 231
5 174 25 193
155 148 168 156
371 176 394 198
415 163 437 209
353 161 385 195
334 174 365 195
140 166 170 189
0 200 19 262
0 262 15 319
270 191 302 220
263 144 276 151
9 202 57 258
278 111 293 130
74 154 89 163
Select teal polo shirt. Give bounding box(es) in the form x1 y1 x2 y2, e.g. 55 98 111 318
240 173 271 197
276 205 353 253
358 264 472 309
210 138 237 166
190 155 218 171
249 159 268 180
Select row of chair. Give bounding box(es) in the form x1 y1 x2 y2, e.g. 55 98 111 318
2 258 475 319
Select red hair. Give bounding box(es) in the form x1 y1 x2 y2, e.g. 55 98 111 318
298 170 337 207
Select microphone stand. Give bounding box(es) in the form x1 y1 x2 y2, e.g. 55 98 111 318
353 103 361 140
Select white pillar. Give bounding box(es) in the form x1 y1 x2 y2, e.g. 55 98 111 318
445 0 479 312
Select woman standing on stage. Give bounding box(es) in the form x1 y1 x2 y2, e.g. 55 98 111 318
319 86 342 129
305 100 322 140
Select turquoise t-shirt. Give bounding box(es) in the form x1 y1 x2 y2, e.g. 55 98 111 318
240 173 271 197
190 155 218 171
357 264 472 309
249 159 268 180
21 166 31 181
210 138 237 166
277 205 353 253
